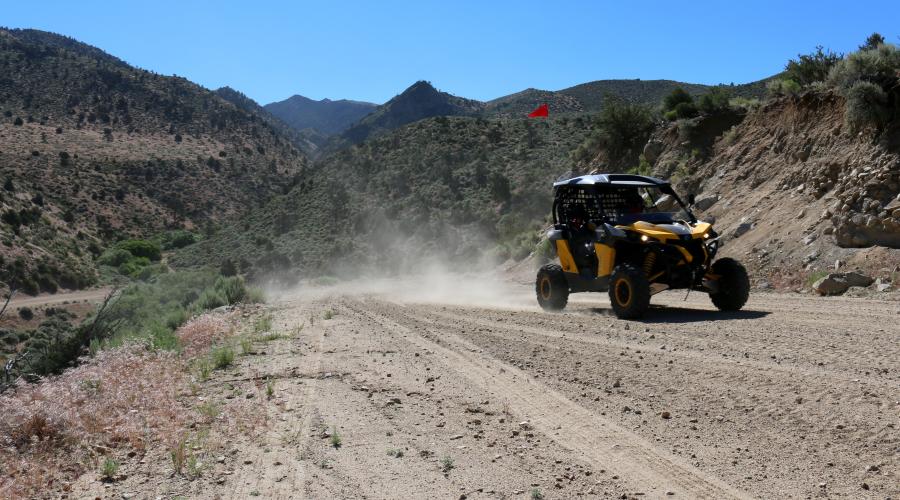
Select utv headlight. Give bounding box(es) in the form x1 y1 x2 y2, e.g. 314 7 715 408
703 232 710 239
640 235 649 242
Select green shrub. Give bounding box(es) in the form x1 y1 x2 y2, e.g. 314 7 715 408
136 263 169 281
844 81 890 131
697 87 732 114
148 321 179 351
118 257 150 277
18 307 34 321
196 289 227 310
828 43 900 90
213 276 246 304
860 32 885 51
101 457 119 480
97 248 132 267
162 230 197 250
663 87 694 112
574 94 654 168
212 345 234 369
827 43 900 130
116 239 161 261
673 101 698 119
785 45 842 86
766 79 801 97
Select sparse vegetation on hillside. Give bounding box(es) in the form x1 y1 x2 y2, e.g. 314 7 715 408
0 270 260 384
573 95 654 169
175 115 593 276
763 34 899 132
0 28 307 293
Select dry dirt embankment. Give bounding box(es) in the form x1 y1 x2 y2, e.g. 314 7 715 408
645 91 900 289
76 278 899 499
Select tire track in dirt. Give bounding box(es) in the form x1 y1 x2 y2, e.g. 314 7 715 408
345 298 754 499
228 309 327 499
419 308 898 389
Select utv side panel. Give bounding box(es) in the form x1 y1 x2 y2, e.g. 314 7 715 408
554 240 578 274
594 243 615 277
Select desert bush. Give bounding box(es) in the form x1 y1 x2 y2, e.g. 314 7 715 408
673 101 699 119
160 230 197 250
213 276 247 305
116 239 161 261
828 43 900 90
785 45 842 86
827 43 900 130
859 32 885 51
18 307 34 321
135 263 169 281
211 345 234 369
697 87 732 114
766 79 802 97
663 87 694 112
195 289 227 311
573 95 654 167
97 248 132 267
844 81 891 131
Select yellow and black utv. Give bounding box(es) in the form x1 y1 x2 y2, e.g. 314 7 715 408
536 174 749 319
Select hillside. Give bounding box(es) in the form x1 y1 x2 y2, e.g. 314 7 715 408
263 94 377 136
0 28 307 293
641 90 900 287
329 81 485 150
215 87 326 156
484 78 772 118
173 114 594 280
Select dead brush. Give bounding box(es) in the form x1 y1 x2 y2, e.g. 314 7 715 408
0 312 251 497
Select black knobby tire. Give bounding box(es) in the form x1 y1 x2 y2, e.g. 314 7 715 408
536 264 569 311
608 264 651 319
708 258 750 311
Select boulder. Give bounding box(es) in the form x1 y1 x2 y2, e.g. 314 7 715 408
731 221 753 239
642 140 664 164
654 194 676 211
694 194 718 211
812 272 874 296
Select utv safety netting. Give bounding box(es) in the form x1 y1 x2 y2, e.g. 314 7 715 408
556 186 647 223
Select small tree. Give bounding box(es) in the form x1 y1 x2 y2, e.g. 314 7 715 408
698 87 732 114
784 46 842 86
860 32 885 51
663 87 694 112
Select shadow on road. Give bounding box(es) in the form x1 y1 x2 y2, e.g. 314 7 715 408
586 305 771 323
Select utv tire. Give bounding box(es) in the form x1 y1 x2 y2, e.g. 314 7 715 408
709 258 750 311
609 264 651 319
536 264 569 311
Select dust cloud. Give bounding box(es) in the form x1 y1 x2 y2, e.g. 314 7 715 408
267 259 539 310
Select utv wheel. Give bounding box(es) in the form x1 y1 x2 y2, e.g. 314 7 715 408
536 264 569 311
708 258 750 311
608 264 651 319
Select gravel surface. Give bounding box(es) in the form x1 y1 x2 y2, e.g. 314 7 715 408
72 280 900 499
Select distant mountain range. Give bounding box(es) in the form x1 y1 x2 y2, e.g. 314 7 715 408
264 95 376 136
270 77 771 154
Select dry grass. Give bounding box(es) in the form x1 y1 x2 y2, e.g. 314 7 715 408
0 312 253 497
176 315 233 358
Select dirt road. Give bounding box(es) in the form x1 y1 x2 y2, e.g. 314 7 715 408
6 287 110 308
76 279 899 499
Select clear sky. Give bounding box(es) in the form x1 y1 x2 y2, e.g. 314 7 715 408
4 1 898 105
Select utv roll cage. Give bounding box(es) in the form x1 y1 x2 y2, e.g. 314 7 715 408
551 174 696 226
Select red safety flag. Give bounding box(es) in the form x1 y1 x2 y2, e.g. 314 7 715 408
528 103 549 118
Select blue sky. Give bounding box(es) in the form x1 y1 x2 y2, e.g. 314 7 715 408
4 1 898 105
